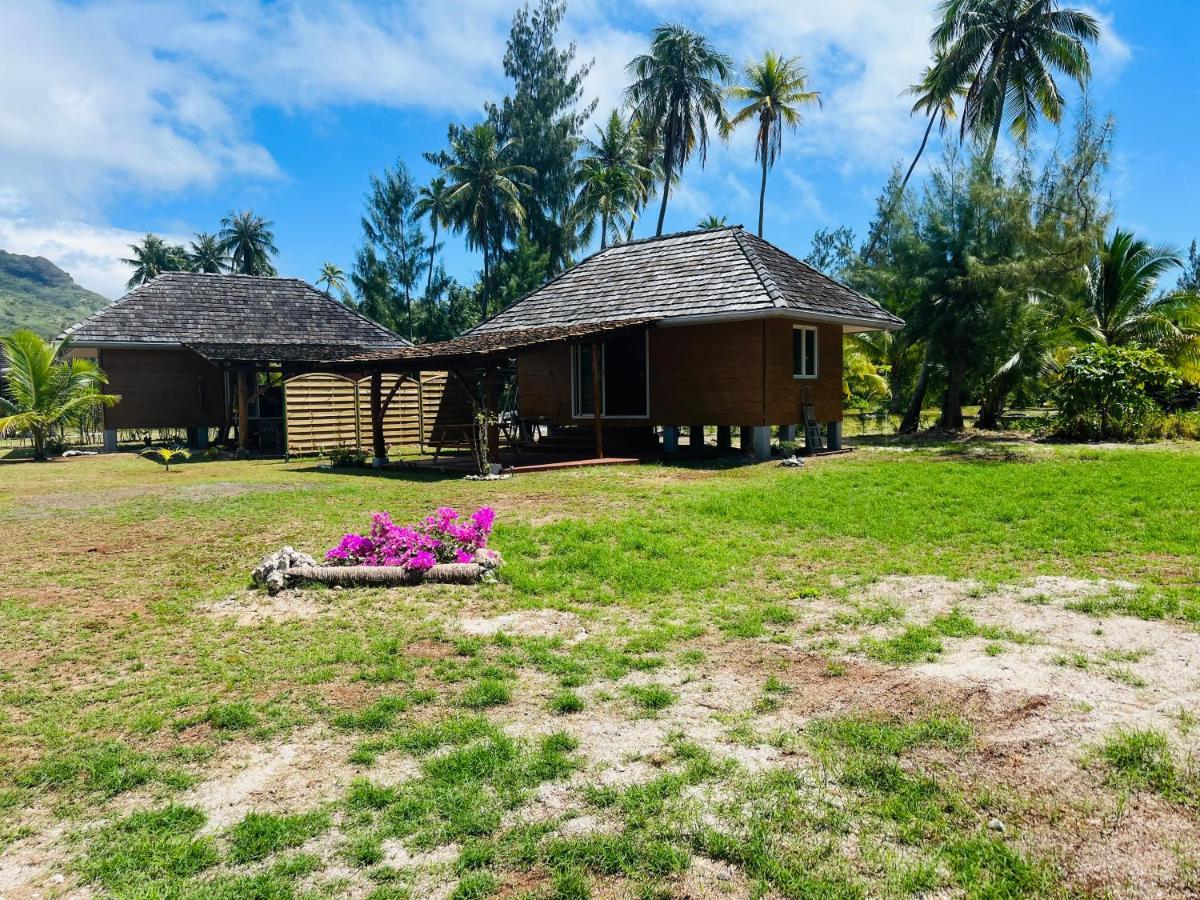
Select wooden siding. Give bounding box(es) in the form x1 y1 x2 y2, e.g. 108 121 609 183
283 371 474 456
98 347 226 429
516 319 843 427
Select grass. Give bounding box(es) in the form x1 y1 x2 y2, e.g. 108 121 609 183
4 445 1200 895
1094 727 1198 805
228 809 332 863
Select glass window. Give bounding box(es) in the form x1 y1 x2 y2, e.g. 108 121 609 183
573 344 598 416
793 326 818 378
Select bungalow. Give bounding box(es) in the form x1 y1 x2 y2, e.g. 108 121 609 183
63 273 412 453
337 225 904 462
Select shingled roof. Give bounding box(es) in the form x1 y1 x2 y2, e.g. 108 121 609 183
63 273 407 359
468 226 903 336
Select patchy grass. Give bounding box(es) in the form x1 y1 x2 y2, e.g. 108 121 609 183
228 809 332 864
623 684 677 712
1094 727 1199 805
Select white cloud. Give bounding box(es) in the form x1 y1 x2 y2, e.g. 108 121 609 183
0 218 189 300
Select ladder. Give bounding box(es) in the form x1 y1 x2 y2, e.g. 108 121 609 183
801 387 823 453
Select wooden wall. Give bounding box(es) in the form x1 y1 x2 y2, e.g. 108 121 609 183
516 318 843 427
98 347 226 430
283 371 473 456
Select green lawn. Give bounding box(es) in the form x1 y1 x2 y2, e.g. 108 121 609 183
2 442 1199 897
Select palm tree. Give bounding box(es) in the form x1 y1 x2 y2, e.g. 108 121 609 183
443 123 534 319
121 234 187 289
1075 229 1200 380
316 262 350 301
188 232 227 274
697 215 728 229
724 52 821 238
863 55 960 260
576 111 651 249
219 210 279 276
0 330 119 460
625 24 732 236
413 176 453 298
933 0 1100 163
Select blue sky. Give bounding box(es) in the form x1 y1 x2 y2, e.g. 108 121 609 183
0 0 1195 300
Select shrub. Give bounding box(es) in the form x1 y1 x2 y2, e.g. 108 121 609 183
327 446 368 467
1053 345 1180 441
326 506 497 571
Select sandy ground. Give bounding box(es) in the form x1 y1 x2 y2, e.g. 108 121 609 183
5 576 1200 898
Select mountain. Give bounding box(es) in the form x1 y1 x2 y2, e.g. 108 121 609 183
0 250 110 338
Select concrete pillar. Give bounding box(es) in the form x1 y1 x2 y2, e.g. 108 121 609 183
103 429 118 453
688 425 704 454
827 421 843 451
716 426 732 452
779 424 797 442
751 426 772 461
663 426 680 454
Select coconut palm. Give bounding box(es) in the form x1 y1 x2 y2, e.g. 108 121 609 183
219 210 279 276
316 262 350 301
724 52 821 238
122 234 187 288
188 232 227 274
863 54 960 260
576 112 651 249
1075 229 1200 380
697 215 728 229
933 0 1100 163
443 123 534 319
0 330 119 460
625 24 732 236
413 176 453 298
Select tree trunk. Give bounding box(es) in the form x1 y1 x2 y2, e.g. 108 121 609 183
864 112 936 262
655 132 674 237
425 220 438 299
939 357 966 430
480 241 490 320
285 563 487 587
976 385 1006 430
899 347 934 434
757 146 768 238
32 427 46 461
600 213 608 250
369 371 386 461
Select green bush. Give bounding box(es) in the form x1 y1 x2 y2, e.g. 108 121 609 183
1053 345 1180 441
327 446 368 467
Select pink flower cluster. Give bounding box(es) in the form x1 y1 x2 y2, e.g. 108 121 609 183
325 506 496 571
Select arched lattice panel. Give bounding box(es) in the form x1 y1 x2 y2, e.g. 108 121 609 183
356 374 423 454
283 373 360 455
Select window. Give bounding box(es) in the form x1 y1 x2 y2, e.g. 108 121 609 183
571 332 649 418
793 325 818 379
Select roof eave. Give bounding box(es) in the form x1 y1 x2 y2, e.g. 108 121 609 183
655 308 904 332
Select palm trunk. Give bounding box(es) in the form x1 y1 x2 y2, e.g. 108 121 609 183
983 64 1008 167
899 347 934 434
655 132 675 237
425 220 439 299
939 356 966 430
757 148 768 238
480 241 490 321
864 112 937 262
600 213 608 250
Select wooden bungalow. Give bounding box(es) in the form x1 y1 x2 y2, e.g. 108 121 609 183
62 273 447 454
336 226 904 463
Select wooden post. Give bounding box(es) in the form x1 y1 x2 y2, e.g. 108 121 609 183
369 371 387 464
688 425 704 455
484 366 501 466
739 426 753 456
590 342 604 459
716 425 731 452
236 370 250 451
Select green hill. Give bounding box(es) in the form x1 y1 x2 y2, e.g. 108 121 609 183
0 250 110 338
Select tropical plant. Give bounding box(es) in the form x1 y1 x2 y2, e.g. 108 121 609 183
414 176 453 297
0 329 119 460
188 233 227 274
362 161 427 339
625 24 732 236
140 445 191 472
1054 344 1180 441
315 262 349 302
121 234 188 288
696 215 728 230
724 51 821 238
219 210 279 276
444 123 534 319
933 0 1100 162
843 334 892 408
1075 230 1200 380
576 111 651 249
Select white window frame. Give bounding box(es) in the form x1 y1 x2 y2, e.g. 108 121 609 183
570 332 651 420
792 325 819 380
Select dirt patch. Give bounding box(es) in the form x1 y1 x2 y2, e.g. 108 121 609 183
201 589 332 625
458 609 588 644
